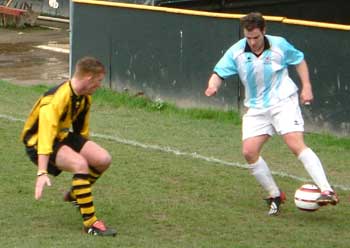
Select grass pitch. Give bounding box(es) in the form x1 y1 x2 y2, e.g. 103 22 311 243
1 80 350 247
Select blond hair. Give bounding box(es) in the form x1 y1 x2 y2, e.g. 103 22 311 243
74 56 105 78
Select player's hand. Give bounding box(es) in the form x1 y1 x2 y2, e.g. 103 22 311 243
300 87 313 105
301 96 313 105
35 174 52 200
205 87 217 96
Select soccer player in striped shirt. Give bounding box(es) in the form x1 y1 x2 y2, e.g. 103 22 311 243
205 12 338 216
21 57 117 236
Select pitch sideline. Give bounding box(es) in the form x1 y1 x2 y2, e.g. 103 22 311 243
1 113 348 191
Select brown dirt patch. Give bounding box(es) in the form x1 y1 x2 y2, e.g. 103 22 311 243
0 20 70 85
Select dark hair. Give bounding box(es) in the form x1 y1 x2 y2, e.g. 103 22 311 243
74 56 105 78
240 12 266 31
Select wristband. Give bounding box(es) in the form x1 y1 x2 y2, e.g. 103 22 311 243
37 170 48 177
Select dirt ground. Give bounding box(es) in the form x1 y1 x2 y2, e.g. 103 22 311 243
0 20 70 85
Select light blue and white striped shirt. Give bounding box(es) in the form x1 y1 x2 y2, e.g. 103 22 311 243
214 35 304 109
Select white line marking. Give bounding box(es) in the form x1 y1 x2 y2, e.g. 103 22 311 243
38 15 70 23
1 113 349 191
39 25 62 31
0 114 25 122
35 45 70 54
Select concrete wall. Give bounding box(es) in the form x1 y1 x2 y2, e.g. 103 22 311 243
70 0 350 136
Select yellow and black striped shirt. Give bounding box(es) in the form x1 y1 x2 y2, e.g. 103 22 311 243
21 80 91 155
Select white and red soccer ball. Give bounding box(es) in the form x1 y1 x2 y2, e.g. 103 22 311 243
294 184 321 211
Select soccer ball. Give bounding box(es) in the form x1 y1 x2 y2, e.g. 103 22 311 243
294 184 321 211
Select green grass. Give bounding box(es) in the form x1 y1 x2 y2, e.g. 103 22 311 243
93 87 241 125
1 80 350 247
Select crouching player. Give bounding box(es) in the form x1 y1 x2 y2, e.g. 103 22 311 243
21 56 117 236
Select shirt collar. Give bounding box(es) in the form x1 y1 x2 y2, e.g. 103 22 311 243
68 80 79 97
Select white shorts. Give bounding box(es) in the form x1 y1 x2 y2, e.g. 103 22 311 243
242 93 304 140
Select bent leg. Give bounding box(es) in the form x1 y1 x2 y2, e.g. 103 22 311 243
55 145 99 226
242 134 269 163
72 174 98 228
55 145 89 173
78 140 112 186
283 132 332 192
80 140 112 173
243 135 280 198
281 131 307 156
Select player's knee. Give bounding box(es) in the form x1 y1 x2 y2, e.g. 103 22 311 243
100 152 112 168
242 147 258 163
74 159 90 173
241 146 250 158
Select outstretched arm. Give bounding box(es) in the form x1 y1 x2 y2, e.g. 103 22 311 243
35 154 52 200
295 59 313 105
205 73 223 96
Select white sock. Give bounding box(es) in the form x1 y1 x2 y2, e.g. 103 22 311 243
249 156 280 198
298 148 332 192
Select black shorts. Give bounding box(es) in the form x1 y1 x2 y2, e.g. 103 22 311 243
25 132 88 176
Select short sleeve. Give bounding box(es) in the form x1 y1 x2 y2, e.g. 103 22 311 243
281 38 304 65
213 47 238 79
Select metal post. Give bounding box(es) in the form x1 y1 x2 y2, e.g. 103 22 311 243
69 0 73 77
